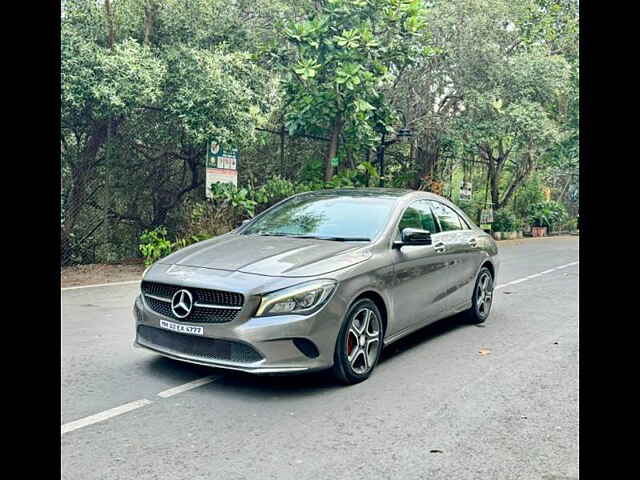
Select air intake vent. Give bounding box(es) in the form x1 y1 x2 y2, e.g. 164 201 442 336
137 325 263 364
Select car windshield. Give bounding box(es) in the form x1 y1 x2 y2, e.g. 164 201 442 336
241 194 397 241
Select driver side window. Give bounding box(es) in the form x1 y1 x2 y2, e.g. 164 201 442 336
396 201 438 239
398 207 422 232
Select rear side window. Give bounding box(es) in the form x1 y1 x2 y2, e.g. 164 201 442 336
429 201 464 232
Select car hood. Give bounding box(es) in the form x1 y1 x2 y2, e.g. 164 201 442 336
156 233 372 277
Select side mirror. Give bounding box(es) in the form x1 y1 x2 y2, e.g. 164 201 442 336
393 228 432 249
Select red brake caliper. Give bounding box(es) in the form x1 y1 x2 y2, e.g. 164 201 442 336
347 333 354 355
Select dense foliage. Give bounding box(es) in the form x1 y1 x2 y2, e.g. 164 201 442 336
61 0 579 266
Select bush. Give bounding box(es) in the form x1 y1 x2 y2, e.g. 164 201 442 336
209 183 257 218
139 227 174 266
251 176 311 210
492 209 518 232
555 217 578 232
527 201 567 231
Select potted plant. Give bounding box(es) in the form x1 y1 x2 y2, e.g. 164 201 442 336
491 210 517 240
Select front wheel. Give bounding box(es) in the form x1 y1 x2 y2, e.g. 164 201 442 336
332 299 383 385
463 267 494 324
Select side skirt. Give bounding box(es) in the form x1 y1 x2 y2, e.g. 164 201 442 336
383 300 473 347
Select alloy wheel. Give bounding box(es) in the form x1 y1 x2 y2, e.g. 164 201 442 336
346 307 381 375
476 271 494 317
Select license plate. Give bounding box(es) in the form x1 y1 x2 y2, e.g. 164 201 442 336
159 319 204 336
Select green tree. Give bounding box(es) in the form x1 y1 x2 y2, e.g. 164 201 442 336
61 0 280 260
281 0 430 181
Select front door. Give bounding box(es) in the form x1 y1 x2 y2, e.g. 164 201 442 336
389 200 451 338
428 200 478 312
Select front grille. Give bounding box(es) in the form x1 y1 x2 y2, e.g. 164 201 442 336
137 325 263 364
142 281 243 306
141 281 244 323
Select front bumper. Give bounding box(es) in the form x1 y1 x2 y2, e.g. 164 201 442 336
133 291 346 374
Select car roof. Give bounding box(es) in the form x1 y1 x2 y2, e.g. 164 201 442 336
299 188 444 201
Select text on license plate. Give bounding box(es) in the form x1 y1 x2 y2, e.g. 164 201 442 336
159 319 204 336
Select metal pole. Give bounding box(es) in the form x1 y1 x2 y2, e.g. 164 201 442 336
479 162 491 225
103 118 112 259
378 145 385 187
378 133 386 187
280 125 285 178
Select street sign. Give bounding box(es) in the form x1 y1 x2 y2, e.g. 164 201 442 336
206 141 238 197
480 207 494 225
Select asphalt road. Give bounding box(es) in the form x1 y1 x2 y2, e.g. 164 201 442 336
61 236 579 480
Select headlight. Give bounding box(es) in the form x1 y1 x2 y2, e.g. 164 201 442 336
142 265 152 278
255 280 337 317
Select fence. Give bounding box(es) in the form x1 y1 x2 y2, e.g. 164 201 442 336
60 132 578 268
60 128 331 268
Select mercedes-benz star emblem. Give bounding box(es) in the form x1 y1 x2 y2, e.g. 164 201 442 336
171 289 193 319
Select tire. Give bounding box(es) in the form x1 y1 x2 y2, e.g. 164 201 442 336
332 298 384 385
463 266 494 324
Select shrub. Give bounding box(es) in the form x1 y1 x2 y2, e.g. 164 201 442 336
139 227 174 266
492 209 518 232
251 176 305 210
209 183 257 218
527 201 567 231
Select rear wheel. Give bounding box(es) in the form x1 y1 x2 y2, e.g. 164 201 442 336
463 267 494 324
332 299 383 385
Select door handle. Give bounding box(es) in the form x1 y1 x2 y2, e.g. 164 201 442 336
434 241 447 253
468 237 478 248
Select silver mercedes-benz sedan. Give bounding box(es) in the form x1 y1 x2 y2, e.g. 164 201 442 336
134 188 499 384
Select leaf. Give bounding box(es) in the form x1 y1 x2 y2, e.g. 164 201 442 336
478 349 491 356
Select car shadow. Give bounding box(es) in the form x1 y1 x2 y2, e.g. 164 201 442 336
141 313 473 398
378 312 470 364
144 356 219 380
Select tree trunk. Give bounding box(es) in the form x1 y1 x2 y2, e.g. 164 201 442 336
324 113 343 182
104 0 116 48
490 160 500 209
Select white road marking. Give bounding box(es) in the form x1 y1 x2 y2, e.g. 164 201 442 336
61 399 153 436
61 280 141 291
157 375 221 398
537 268 557 276
495 260 578 290
60 260 578 435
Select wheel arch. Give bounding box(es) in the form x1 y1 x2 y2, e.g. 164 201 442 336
350 290 389 338
480 259 495 279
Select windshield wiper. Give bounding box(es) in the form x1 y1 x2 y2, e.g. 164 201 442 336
290 235 370 242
